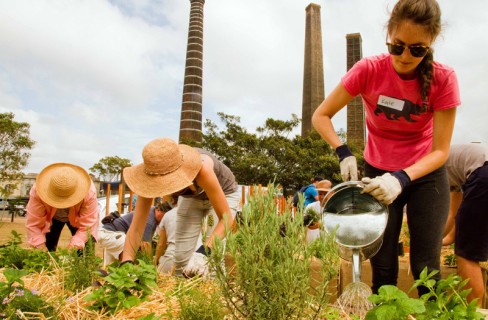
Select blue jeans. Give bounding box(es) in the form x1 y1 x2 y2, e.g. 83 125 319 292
364 162 449 297
174 191 240 276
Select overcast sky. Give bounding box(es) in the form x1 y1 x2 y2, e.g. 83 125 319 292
1 0 486 174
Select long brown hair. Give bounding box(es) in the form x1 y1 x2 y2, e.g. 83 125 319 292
387 0 441 111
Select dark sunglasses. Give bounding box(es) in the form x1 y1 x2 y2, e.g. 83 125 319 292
386 42 430 58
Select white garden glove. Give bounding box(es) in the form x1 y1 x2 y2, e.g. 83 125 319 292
182 245 210 278
361 171 410 205
335 145 358 181
340 156 358 181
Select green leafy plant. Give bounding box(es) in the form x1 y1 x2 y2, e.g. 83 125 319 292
413 269 483 320
366 268 484 320
304 206 321 227
210 183 340 319
0 231 30 269
0 268 56 319
0 230 54 272
63 237 102 292
85 259 158 314
443 253 457 267
366 285 425 320
21 249 54 272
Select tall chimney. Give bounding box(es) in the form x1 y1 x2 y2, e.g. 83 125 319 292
345 33 365 147
179 0 205 144
301 3 325 137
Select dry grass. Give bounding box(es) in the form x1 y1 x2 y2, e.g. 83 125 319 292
0 266 189 319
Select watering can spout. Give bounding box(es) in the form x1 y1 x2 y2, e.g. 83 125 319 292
352 249 362 283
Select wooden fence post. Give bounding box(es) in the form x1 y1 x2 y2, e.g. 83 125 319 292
105 183 111 217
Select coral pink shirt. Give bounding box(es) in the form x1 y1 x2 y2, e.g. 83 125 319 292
26 182 99 248
342 53 460 171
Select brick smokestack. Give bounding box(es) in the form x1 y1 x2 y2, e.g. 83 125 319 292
179 0 205 144
345 33 365 147
301 3 325 137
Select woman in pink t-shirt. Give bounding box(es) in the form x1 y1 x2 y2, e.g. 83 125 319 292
312 0 459 297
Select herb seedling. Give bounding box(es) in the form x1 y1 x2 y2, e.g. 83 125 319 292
85 259 158 314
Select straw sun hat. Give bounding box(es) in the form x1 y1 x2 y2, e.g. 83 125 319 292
36 163 91 208
123 138 202 198
316 179 332 192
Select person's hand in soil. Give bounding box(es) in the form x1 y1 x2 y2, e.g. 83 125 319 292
183 245 210 278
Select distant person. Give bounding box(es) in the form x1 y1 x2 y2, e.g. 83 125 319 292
154 206 177 273
120 138 239 278
442 143 488 306
304 179 332 242
293 176 324 209
154 206 203 274
98 203 166 265
303 176 324 208
26 163 99 251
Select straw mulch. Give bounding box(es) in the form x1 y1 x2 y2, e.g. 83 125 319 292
0 267 194 319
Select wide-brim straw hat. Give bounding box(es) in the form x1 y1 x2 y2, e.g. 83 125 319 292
316 179 332 192
123 138 202 198
36 163 91 208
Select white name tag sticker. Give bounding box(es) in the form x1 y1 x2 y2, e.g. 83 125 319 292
377 95 405 111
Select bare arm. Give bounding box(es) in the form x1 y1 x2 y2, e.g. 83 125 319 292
154 228 168 265
25 185 49 248
69 183 99 249
312 83 355 149
442 191 462 245
195 155 233 248
140 241 153 257
403 108 456 181
120 196 152 262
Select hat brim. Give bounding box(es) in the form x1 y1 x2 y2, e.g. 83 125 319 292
36 163 91 208
124 144 202 198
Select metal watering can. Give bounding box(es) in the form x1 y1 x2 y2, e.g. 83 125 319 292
322 181 388 283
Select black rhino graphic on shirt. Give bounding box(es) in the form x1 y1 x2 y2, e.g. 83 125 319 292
374 98 424 122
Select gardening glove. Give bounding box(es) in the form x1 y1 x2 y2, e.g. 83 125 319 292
182 245 210 278
362 170 411 205
335 144 358 181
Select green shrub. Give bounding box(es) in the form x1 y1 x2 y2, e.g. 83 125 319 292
63 236 102 292
0 231 54 272
210 183 340 319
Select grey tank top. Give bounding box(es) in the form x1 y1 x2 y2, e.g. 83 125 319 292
447 144 488 192
183 148 237 200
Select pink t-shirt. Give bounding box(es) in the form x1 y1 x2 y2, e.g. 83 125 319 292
342 53 460 171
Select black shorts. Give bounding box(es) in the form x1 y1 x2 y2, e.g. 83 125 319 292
455 162 488 262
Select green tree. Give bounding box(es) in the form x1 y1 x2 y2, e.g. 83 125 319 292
89 156 132 182
0 113 35 199
202 113 364 195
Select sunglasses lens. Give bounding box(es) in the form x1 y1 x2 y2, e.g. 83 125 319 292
410 46 429 58
387 43 404 55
